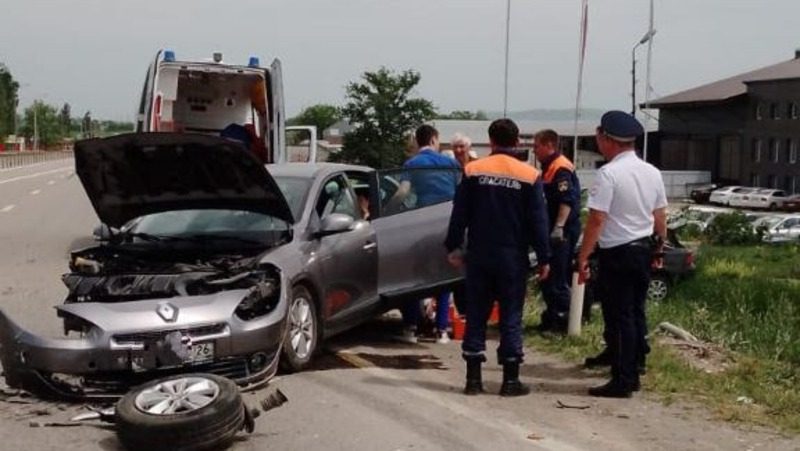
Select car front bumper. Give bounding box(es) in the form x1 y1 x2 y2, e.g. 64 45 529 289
0 284 288 399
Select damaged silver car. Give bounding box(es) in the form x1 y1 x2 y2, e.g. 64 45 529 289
0 133 462 399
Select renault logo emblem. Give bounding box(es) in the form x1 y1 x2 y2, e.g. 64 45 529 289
156 302 178 323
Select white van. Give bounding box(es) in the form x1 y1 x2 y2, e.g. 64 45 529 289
135 50 286 163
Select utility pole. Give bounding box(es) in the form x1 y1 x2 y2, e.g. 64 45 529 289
33 105 39 151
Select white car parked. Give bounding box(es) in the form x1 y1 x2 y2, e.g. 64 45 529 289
709 186 741 206
762 215 800 243
740 189 789 210
728 187 759 208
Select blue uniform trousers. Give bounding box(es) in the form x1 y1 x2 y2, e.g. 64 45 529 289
597 240 651 388
461 249 528 364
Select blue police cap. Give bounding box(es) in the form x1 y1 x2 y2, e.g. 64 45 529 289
600 110 643 142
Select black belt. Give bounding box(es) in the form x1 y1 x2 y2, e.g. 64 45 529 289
600 236 652 253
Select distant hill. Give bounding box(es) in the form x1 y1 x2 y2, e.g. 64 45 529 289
487 108 606 122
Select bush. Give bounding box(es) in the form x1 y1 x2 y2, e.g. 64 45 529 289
705 212 765 245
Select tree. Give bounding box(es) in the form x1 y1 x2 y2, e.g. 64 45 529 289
331 68 435 168
0 63 20 140
437 110 488 120
82 111 92 138
288 104 341 139
20 100 63 149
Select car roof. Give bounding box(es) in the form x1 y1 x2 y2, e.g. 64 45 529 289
267 162 372 179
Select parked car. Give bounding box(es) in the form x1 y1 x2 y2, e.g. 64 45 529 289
583 228 695 313
728 187 759 208
689 183 720 204
667 206 729 232
782 194 800 212
762 215 800 243
709 186 741 206
0 133 462 399
739 188 789 210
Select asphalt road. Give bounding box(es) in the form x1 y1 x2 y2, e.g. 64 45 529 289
0 159 797 450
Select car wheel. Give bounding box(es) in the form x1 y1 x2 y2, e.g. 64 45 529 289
281 285 319 372
769 203 777 211
115 374 244 451
647 274 669 302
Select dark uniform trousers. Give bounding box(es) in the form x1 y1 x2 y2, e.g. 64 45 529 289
540 230 579 326
596 238 651 388
462 248 529 364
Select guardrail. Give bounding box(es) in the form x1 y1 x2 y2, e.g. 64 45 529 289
0 150 74 170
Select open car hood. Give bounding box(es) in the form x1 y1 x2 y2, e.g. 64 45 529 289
75 133 294 228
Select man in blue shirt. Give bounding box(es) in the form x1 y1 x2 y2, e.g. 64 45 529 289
396 125 461 344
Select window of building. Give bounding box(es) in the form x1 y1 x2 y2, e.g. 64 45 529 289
768 174 778 189
788 102 798 119
755 103 763 120
794 176 800 194
785 176 793 192
752 138 762 162
770 103 780 120
751 173 760 187
789 139 797 164
769 139 780 162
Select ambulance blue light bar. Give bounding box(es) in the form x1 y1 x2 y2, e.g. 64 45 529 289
248 56 260 67
163 50 176 62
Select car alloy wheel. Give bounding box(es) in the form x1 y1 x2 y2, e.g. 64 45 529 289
281 285 318 372
289 295 315 359
116 373 245 451
647 275 669 302
134 376 220 415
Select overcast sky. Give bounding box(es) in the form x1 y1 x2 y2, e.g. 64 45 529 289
1 0 798 121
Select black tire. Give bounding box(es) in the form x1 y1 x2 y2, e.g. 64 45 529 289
280 285 319 372
647 274 670 302
769 203 778 211
115 373 244 451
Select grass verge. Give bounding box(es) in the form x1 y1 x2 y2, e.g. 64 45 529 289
524 243 800 434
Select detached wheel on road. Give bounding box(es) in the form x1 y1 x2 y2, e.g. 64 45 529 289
281 285 319 372
116 373 244 451
647 274 670 302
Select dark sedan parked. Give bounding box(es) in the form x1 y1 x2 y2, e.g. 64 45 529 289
0 133 462 398
689 183 720 205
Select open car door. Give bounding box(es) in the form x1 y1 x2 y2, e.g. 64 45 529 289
286 126 318 163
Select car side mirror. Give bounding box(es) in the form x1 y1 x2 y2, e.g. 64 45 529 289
92 223 114 241
315 213 354 237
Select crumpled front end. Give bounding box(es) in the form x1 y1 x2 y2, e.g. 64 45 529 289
0 272 288 400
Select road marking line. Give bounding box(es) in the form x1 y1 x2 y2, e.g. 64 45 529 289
47 180 55 185
0 166 72 186
30 189 41 196
1 205 15 213
334 350 374 369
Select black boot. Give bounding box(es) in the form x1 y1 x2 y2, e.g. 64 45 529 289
464 360 484 395
499 362 530 397
584 348 612 368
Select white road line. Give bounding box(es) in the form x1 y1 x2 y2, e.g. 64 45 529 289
0 166 72 186
1 205 15 213
30 189 41 196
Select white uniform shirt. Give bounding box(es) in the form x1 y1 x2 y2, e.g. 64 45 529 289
587 150 667 248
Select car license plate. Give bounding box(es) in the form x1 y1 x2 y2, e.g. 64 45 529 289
189 342 215 363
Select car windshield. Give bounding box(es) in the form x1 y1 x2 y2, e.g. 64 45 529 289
755 216 783 228
126 209 290 245
273 176 312 219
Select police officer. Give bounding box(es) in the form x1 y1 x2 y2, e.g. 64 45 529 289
577 111 667 398
533 129 581 333
445 119 551 397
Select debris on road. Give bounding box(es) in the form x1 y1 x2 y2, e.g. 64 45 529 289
556 400 591 410
657 321 698 342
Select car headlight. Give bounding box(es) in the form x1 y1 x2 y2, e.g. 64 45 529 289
235 280 279 320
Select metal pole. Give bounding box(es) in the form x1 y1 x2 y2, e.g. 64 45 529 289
572 0 589 168
33 105 38 151
643 0 655 162
503 0 511 117
631 45 637 115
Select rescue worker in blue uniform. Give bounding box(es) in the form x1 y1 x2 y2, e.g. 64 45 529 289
532 129 581 333
445 119 551 397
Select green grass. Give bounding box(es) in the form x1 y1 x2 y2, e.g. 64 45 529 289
524 243 800 434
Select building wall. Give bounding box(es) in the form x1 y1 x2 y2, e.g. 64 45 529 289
656 102 748 176
742 79 800 193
